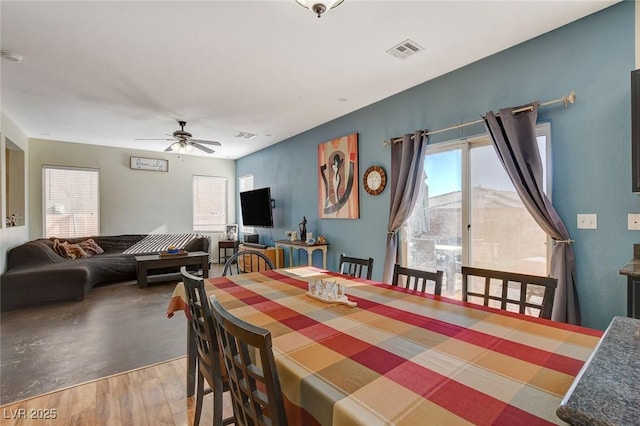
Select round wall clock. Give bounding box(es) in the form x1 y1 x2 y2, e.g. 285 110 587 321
363 165 387 195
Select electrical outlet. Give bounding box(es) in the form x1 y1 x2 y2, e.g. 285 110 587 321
577 214 597 230
628 214 640 230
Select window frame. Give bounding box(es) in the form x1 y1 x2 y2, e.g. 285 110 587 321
238 174 255 234
192 175 228 233
403 123 552 286
42 165 100 238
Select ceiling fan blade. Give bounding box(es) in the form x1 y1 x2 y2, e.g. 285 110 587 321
164 145 175 152
190 142 215 154
135 138 175 141
190 139 222 146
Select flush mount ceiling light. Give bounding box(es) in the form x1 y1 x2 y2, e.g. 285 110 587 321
296 0 344 18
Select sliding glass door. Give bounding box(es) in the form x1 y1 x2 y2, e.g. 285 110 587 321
403 124 550 298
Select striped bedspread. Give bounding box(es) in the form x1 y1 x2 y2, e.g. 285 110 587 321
122 233 203 254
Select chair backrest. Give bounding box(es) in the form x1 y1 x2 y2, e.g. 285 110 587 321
179 267 225 398
209 296 288 426
391 264 444 296
222 250 275 276
461 266 558 319
339 253 374 280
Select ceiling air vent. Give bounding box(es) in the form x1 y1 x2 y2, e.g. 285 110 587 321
233 131 257 140
386 39 424 60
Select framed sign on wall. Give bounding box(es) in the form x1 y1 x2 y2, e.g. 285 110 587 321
130 156 168 172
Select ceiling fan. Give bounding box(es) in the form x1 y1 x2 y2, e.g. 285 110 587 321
136 120 222 154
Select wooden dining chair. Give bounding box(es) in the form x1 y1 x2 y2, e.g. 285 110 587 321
180 267 235 426
461 266 558 319
391 264 444 296
339 253 374 280
209 296 288 426
222 250 275 276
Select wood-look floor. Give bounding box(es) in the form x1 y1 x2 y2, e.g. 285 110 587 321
0 356 232 426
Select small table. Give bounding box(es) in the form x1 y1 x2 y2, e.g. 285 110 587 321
218 240 239 265
135 251 209 288
275 240 328 269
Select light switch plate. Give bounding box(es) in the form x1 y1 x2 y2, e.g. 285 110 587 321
577 214 597 229
628 214 640 230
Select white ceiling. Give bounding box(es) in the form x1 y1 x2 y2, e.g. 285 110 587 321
1 0 617 159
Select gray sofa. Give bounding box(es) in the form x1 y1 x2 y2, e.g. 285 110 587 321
1 235 209 311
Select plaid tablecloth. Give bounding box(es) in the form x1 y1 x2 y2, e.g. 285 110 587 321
168 267 602 425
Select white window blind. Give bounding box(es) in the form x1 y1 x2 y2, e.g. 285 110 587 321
239 174 254 233
193 175 227 232
43 166 100 238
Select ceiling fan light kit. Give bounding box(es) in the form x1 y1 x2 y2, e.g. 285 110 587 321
295 0 344 18
137 120 221 155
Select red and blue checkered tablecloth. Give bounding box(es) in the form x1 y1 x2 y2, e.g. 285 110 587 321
168 267 602 425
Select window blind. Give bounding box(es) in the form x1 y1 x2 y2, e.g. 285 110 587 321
193 175 227 232
43 166 99 238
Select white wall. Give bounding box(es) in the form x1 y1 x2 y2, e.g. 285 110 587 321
1 113 29 273
28 139 235 239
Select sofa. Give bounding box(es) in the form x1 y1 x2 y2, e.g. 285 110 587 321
1 234 209 311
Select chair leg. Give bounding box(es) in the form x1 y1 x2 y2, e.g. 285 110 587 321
194 369 204 426
213 380 223 426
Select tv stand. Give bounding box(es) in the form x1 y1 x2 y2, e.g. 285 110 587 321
242 242 267 250
238 244 283 269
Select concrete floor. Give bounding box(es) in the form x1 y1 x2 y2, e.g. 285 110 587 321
0 264 223 405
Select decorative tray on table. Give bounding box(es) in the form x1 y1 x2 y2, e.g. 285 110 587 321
159 249 188 257
305 279 357 307
306 292 357 307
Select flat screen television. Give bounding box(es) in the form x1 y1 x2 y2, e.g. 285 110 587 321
240 187 274 227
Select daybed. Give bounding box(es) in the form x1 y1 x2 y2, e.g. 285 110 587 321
1 234 209 311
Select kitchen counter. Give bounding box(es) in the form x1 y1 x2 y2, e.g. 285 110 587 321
556 316 640 425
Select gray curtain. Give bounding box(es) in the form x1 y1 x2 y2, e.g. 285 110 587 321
484 103 581 325
382 130 428 283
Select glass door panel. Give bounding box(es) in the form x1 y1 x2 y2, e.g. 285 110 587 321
406 148 462 296
469 144 546 275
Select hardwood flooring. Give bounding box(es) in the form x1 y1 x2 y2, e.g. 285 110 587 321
0 356 233 426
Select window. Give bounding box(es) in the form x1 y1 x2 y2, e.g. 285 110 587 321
238 174 254 233
193 175 227 232
43 166 99 238
403 124 551 298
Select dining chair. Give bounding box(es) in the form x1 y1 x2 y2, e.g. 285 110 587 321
461 266 558 319
209 296 288 426
222 250 275 276
391 264 444 296
339 253 374 280
180 267 235 426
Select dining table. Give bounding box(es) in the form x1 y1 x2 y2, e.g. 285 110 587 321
166 266 602 425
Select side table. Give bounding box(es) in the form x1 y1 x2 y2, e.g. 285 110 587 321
218 240 239 264
275 240 328 269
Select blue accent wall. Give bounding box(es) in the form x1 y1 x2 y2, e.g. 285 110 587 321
238 2 637 330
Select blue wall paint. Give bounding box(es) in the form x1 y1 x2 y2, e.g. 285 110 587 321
238 2 637 330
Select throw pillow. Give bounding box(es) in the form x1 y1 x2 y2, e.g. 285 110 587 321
53 239 89 259
78 238 104 256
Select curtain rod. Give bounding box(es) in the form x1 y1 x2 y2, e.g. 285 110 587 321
382 91 576 146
